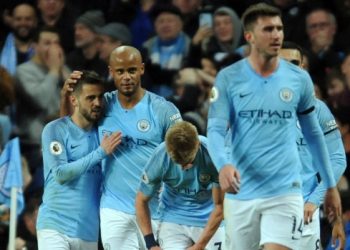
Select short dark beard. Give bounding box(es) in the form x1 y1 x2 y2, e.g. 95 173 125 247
13 28 36 43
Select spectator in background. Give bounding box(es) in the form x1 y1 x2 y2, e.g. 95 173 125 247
326 53 350 127
15 26 71 186
186 6 242 69
168 67 214 135
36 0 75 53
129 0 156 49
172 0 202 37
143 4 191 97
0 3 37 76
96 22 132 92
204 6 243 63
304 8 344 95
66 10 108 78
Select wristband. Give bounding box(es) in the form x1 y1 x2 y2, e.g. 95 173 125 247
144 233 158 249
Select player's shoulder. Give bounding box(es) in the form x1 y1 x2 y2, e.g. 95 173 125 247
147 91 180 113
280 58 308 76
198 136 210 153
315 98 330 111
315 98 335 120
42 117 69 139
152 141 169 161
44 117 68 131
218 58 246 77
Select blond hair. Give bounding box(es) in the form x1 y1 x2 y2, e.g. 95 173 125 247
165 121 199 165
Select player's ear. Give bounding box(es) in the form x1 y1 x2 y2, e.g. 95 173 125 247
244 31 253 43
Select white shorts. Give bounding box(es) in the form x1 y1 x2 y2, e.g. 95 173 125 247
157 221 224 250
37 229 97 250
299 208 321 250
100 208 158 250
224 194 304 250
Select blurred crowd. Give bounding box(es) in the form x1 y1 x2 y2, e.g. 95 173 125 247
0 0 350 249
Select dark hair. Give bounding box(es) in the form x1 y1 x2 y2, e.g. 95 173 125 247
281 41 305 66
73 71 104 95
33 26 60 42
242 3 281 31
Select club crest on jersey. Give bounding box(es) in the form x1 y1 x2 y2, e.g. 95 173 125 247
279 88 293 102
50 141 63 155
210 87 219 103
137 119 150 132
199 174 211 183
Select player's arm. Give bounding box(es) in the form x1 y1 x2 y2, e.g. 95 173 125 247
188 187 224 250
297 72 340 219
207 71 240 193
43 123 121 184
330 217 346 250
307 129 346 206
136 150 164 250
55 132 121 184
60 70 83 116
135 192 160 250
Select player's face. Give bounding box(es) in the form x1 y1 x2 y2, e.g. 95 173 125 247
109 53 144 97
280 48 302 67
247 16 284 58
77 84 105 122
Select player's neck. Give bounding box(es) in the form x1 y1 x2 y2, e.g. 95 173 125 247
248 52 279 77
71 113 93 130
118 88 145 109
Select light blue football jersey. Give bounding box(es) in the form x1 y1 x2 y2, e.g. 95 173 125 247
139 136 219 227
37 116 106 241
298 99 346 205
99 90 181 216
207 58 335 200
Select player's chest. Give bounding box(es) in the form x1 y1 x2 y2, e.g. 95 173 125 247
66 132 99 161
229 78 301 111
100 108 162 144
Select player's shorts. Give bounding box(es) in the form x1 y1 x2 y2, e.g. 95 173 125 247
37 229 97 250
157 221 224 250
299 208 321 250
224 194 304 250
100 208 158 250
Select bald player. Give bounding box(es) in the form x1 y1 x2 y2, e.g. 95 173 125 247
62 46 182 249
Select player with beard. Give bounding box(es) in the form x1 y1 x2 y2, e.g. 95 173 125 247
62 46 182 249
37 71 122 250
0 3 38 75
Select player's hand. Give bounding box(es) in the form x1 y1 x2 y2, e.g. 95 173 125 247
187 243 205 250
219 165 240 194
324 187 342 223
331 217 345 250
149 246 161 250
100 131 122 155
304 202 317 225
61 71 83 96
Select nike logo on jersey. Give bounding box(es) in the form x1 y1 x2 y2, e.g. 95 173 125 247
70 144 80 149
239 93 251 98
